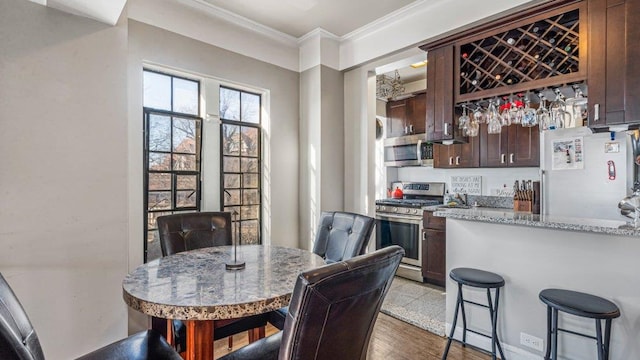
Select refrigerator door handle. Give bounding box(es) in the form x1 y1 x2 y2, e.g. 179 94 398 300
510 153 515 164
501 154 506 164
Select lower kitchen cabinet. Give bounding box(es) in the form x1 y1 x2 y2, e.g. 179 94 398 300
422 211 446 286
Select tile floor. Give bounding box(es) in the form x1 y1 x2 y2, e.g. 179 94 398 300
381 276 446 336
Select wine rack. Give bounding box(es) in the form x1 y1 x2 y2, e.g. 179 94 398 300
456 3 586 102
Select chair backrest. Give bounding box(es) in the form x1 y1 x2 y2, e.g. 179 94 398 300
156 212 232 256
312 211 375 264
279 245 404 360
0 273 45 360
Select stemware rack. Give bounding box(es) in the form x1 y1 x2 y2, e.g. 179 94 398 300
455 2 586 103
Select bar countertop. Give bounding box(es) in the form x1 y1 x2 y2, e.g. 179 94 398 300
424 206 640 237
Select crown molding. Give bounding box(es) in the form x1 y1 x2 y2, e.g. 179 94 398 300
297 27 340 44
177 0 299 47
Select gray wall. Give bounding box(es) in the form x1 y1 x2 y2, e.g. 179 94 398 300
127 20 301 267
0 0 129 358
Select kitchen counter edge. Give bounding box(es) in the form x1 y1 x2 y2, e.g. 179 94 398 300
424 206 640 237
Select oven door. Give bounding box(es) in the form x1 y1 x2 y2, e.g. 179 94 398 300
375 213 422 267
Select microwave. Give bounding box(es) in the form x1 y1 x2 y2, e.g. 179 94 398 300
383 134 433 167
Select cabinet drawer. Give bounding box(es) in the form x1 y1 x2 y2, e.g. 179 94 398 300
423 211 446 230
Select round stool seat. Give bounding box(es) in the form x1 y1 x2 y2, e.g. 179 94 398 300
539 289 620 319
449 267 505 288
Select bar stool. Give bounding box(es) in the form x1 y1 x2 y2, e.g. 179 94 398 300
442 267 506 360
539 289 620 360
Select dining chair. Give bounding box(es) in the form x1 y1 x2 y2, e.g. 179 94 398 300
156 211 268 352
268 211 376 330
217 245 404 360
0 272 182 360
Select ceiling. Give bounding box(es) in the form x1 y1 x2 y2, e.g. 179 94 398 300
200 0 418 38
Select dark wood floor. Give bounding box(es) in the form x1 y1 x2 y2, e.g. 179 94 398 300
214 312 490 360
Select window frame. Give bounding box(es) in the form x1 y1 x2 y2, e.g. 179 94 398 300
219 86 263 245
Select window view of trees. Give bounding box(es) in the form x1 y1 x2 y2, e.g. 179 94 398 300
220 87 262 245
143 70 201 262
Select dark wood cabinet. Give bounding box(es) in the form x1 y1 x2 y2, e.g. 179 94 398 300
422 211 446 287
480 124 539 167
433 134 480 168
385 92 427 137
386 99 407 138
407 92 427 134
588 0 640 127
426 45 457 142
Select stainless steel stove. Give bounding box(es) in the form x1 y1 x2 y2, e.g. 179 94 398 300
375 182 445 282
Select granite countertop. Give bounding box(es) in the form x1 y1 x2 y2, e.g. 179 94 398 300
123 245 325 320
426 206 640 237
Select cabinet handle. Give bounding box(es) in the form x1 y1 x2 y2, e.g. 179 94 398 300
444 123 449 136
455 156 460 165
449 156 453 165
594 104 600 122
410 124 414 134
510 153 515 163
501 154 506 164
423 231 427 241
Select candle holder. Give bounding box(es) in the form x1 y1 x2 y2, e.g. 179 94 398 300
225 210 245 270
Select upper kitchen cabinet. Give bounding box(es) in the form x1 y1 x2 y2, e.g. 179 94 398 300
386 99 408 138
385 92 427 138
588 0 640 127
480 124 539 167
425 45 463 142
455 2 587 103
433 134 480 168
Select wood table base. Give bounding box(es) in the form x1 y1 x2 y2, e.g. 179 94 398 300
185 320 214 360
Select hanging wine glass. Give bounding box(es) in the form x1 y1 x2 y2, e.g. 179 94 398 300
458 104 470 131
500 97 512 126
521 94 537 127
536 93 551 131
549 88 571 129
565 84 588 127
512 94 524 125
487 100 502 134
472 103 485 124
466 119 479 137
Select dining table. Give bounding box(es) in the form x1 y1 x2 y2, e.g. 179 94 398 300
122 245 325 360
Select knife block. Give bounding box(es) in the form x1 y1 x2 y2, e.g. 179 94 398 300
513 199 533 213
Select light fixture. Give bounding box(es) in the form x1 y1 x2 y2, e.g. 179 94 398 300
376 70 405 100
410 60 427 68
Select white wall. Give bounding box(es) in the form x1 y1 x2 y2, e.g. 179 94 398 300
0 1 129 358
447 219 640 360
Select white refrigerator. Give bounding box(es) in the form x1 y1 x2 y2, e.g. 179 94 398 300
540 126 632 220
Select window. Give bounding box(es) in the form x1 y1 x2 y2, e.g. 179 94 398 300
220 87 262 245
143 70 202 262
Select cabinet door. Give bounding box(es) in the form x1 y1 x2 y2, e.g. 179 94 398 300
407 92 427 134
386 100 407 137
453 135 480 168
433 144 453 168
424 229 446 286
508 125 540 167
588 0 640 126
479 124 509 167
426 45 454 141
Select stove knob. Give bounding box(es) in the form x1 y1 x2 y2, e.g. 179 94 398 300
393 207 398 212
381 206 386 211
413 209 419 214
375 205 379 211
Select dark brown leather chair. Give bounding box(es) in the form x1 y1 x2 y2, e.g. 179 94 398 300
0 272 182 360
268 211 376 329
156 211 267 352
218 245 404 360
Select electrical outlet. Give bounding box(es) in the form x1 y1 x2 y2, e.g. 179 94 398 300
520 332 544 351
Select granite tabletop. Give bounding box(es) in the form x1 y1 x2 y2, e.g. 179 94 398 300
123 245 325 320
427 206 640 237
